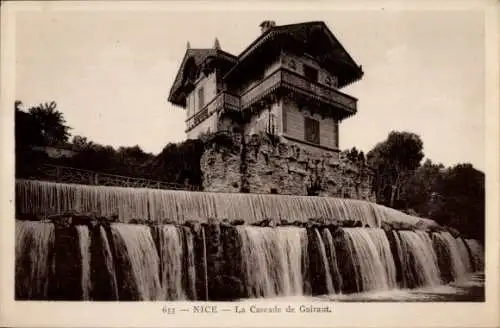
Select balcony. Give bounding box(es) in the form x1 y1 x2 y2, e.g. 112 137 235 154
186 91 240 131
240 68 358 116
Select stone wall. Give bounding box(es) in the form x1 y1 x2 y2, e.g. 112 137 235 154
201 132 375 201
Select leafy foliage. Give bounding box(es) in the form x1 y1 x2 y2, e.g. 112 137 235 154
367 131 424 208
430 164 485 240
14 100 203 187
146 139 204 186
27 101 71 146
400 159 444 214
366 132 484 241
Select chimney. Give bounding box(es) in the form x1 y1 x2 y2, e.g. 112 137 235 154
259 20 276 34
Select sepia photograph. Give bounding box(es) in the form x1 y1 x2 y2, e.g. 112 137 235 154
2 0 499 327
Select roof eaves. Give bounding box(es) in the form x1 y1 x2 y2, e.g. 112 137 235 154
319 22 363 75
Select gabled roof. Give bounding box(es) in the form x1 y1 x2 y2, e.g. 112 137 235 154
224 21 363 87
168 21 363 107
168 48 237 106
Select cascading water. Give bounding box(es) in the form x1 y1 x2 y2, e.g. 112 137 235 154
313 229 336 295
237 226 306 298
16 221 55 300
183 227 198 300
366 229 397 289
157 225 186 300
395 230 441 288
111 224 161 300
17 180 438 228
465 239 484 271
76 225 91 300
99 226 119 299
342 228 395 292
321 228 343 293
201 226 209 300
14 180 485 301
434 232 470 282
455 237 473 274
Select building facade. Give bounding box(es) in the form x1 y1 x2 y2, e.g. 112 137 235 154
168 21 363 156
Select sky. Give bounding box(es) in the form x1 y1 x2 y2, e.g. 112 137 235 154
14 5 486 171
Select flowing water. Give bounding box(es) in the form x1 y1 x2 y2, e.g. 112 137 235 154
15 221 55 300
99 226 119 299
237 226 306 298
16 180 438 228
394 230 441 288
14 180 485 302
343 228 396 292
76 225 91 300
314 229 335 295
157 225 187 300
465 239 484 271
321 229 343 293
111 224 162 300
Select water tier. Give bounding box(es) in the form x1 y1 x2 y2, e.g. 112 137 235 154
16 180 438 228
16 220 484 301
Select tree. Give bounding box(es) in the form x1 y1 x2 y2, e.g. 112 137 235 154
431 163 485 241
69 143 119 173
116 145 154 176
146 139 204 186
345 147 365 165
71 135 94 151
367 131 424 208
28 101 71 146
15 101 43 149
401 159 445 215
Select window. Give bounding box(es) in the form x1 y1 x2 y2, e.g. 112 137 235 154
303 65 318 82
304 117 320 144
198 87 205 109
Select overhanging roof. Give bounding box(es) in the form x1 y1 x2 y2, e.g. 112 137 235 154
168 48 237 107
168 21 363 107
224 21 364 87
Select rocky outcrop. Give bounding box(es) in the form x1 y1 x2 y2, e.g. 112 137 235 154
201 133 375 201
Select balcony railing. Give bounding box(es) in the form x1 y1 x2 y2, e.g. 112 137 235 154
240 71 282 108
281 70 357 112
187 91 241 131
240 68 357 113
186 69 357 131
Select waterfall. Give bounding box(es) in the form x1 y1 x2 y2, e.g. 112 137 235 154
15 221 55 300
17 179 438 228
14 218 485 301
321 228 343 293
13 180 485 301
99 226 119 299
465 239 484 271
111 224 161 300
76 226 92 300
201 226 209 300
366 229 397 289
434 232 470 282
237 226 305 298
396 230 441 288
183 227 198 300
342 228 394 292
313 229 335 294
157 225 186 300
455 237 473 274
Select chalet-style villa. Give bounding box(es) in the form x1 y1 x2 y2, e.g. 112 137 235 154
168 21 363 155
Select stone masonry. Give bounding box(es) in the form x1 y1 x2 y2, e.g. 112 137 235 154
200 132 375 201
